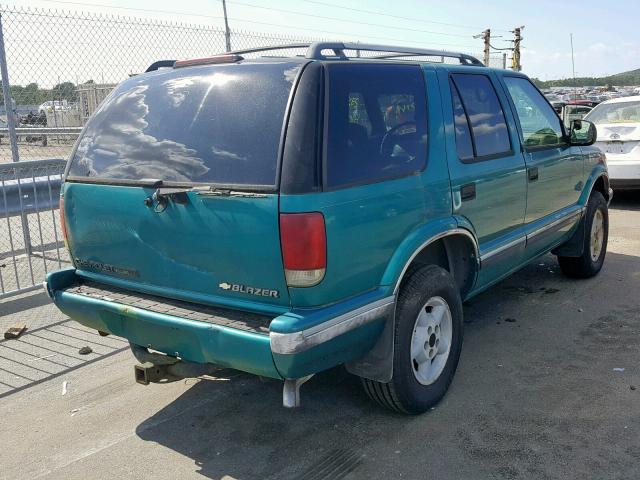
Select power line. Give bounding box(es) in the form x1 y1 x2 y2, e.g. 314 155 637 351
224 0 475 38
31 0 488 42
25 0 481 50
226 17 479 49
22 0 227 20
300 0 511 32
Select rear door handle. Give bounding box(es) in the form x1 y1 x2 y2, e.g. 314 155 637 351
528 167 539 182
460 183 476 201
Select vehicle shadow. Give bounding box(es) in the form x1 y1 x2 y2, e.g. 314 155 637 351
135 366 402 480
610 189 640 211
135 251 640 480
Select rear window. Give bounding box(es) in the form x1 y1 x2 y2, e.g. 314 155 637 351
586 101 640 124
68 61 304 187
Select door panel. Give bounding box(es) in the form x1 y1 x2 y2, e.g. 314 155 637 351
440 69 527 285
500 76 584 224
523 146 583 222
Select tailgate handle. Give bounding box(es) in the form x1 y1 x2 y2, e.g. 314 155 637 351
460 183 476 201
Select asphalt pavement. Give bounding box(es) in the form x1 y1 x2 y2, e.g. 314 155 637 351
0 192 638 480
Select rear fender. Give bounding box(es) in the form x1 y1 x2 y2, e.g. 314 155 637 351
347 218 479 382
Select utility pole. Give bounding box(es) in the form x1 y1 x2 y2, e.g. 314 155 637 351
474 29 491 66
512 26 524 72
222 0 231 52
570 33 577 100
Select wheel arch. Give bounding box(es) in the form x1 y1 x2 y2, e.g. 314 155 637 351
581 168 611 205
348 225 479 384
390 228 480 299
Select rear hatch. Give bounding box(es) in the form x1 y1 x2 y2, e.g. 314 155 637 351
587 100 640 159
593 123 640 158
63 59 308 309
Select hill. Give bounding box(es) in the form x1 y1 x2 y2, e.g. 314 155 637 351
532 68 640 88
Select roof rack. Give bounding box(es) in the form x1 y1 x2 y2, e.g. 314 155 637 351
145 60 176 72
227 42 483 66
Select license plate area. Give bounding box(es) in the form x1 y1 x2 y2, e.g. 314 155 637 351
604 141 638 155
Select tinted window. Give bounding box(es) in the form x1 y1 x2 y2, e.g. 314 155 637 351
451 74 511 158
503 77 564 147
450 79 474 161
281 62 323 194
68 61 304 186
326 64 427 188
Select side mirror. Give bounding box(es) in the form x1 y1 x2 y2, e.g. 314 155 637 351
569 119 597 146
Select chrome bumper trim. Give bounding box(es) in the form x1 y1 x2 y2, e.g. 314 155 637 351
270 296 395 355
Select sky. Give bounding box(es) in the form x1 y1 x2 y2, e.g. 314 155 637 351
6 0 640 80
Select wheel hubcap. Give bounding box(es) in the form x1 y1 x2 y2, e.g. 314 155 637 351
590 209 604 262
410 296 453 385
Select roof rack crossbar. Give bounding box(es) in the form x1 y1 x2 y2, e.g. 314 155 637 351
227 43 312 56
306 42 483 66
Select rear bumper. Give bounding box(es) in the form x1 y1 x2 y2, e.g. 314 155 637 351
607 160 640 185
45 268 392 379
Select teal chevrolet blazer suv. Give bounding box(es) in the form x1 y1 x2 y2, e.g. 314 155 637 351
45 42 611 414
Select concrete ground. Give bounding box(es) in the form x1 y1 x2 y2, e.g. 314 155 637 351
0 192 638 480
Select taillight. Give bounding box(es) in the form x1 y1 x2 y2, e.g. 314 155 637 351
279 212 326 287
59 196 70 251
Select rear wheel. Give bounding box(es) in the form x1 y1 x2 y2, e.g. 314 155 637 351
557 191 608 278
362 265 463 414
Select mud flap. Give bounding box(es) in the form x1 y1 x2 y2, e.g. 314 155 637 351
552 214 586 258
345 303 395 383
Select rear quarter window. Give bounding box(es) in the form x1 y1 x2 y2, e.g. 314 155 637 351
325 63 428 188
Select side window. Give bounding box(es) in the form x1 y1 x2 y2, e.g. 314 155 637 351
503 77 564 147
449 79 474 161
326 64 427 188
450 73 511 159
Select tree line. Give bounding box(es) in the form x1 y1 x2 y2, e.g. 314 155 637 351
0 80 97 106
532 69 640 89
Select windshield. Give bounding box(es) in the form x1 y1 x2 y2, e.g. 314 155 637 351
586 101 640 124
68 61 304 187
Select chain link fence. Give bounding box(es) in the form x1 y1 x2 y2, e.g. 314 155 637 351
0 4 502 298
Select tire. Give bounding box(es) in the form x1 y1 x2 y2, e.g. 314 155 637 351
557 191 608 278
362 265 463 414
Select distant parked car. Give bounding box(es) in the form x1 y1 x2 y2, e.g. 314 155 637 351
560 104 593 128
38 100 70 114
550 100 567 114
586 95 640 189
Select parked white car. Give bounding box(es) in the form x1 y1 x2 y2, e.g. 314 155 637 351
585 96 640 189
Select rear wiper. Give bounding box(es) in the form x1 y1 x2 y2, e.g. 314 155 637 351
192 186 267 198
151 186 192 205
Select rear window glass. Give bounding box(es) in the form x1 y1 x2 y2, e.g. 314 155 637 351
68 61 303 186
326 64 427 188
586 100 640 124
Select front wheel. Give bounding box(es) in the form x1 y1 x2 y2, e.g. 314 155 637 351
557 191 608 278
361 265 463 414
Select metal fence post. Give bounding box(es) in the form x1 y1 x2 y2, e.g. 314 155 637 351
0 12 32 254
222 0 231 52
